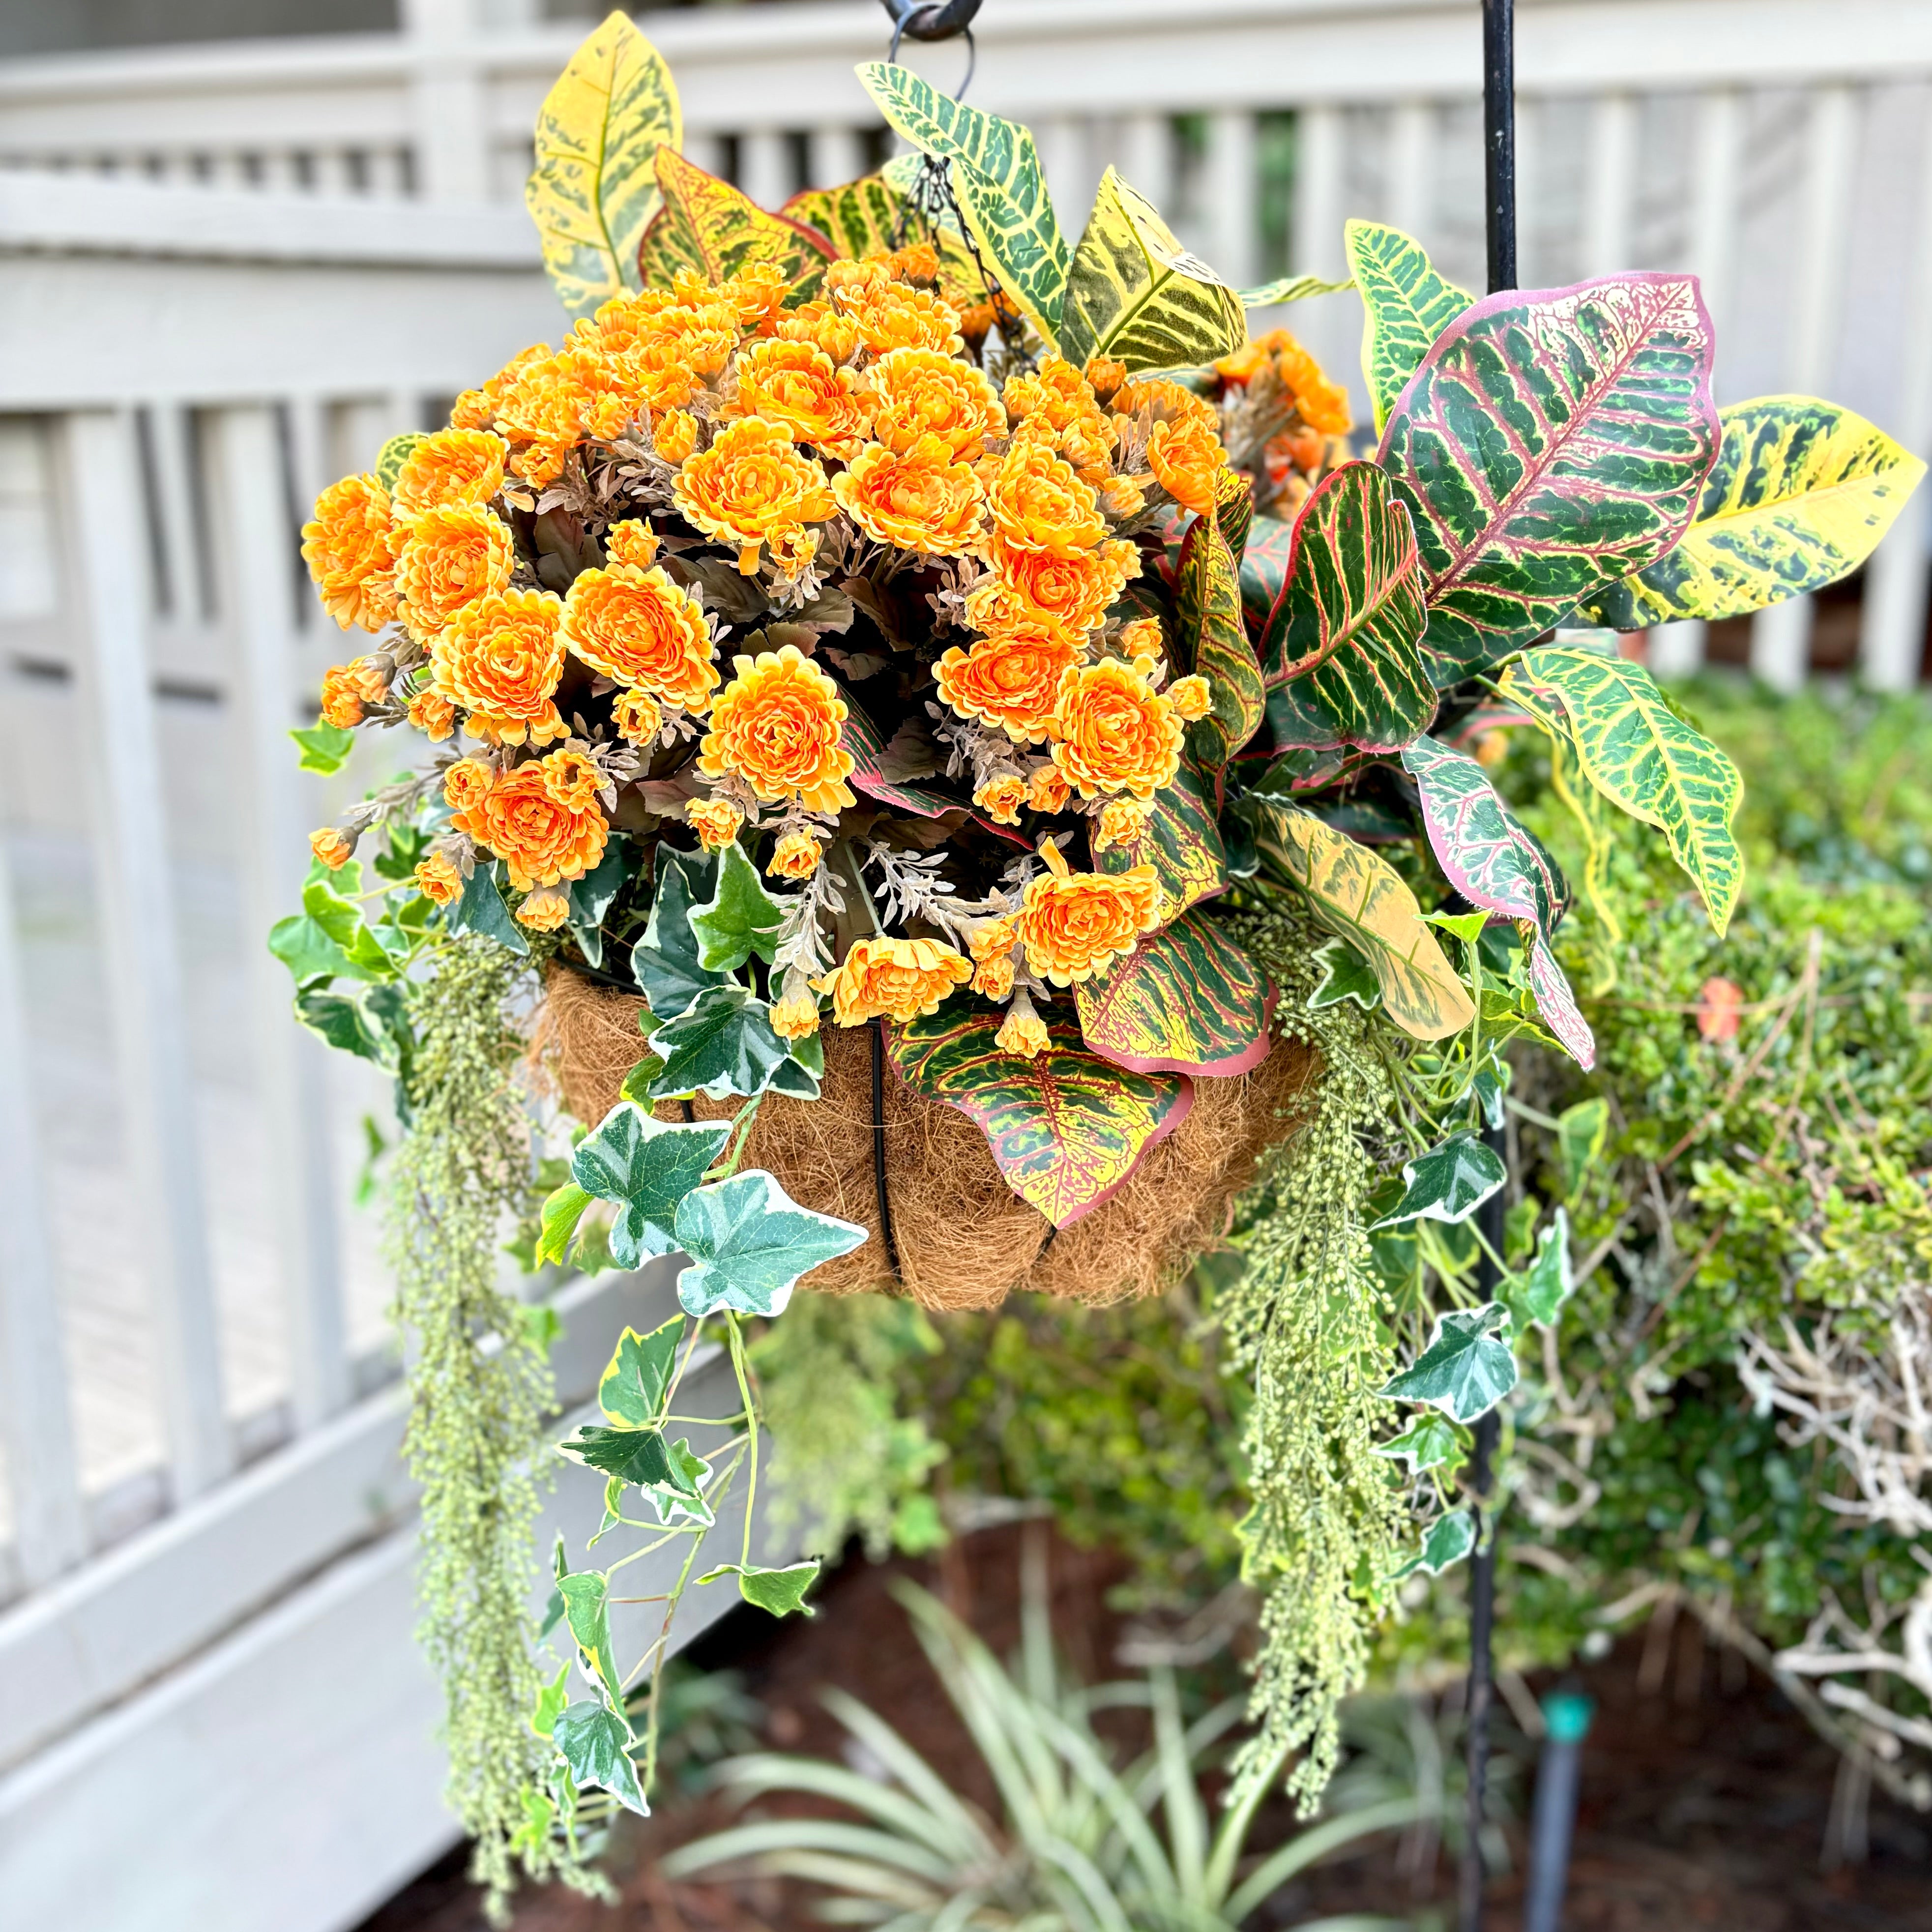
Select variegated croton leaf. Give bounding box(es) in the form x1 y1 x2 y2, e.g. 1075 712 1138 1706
641 148 834 297
1177 511 1265 778
841 703 960 819
783 172 982 312
1378 273 1721 687
1251 461 1435 753
1075 911 1275 1078
887 1007 1192 1228
1096 754 1229 918
1399 735 1595 1069
1344 220 1474 435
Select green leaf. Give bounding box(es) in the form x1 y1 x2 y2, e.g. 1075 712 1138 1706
597 1316 683 1427
1057 167 1246 373
1380 1302 1518 1424
1253 460 1434 753
1178 506 1265 774
526 8 681 318
1422 907 1489 946
888 1006 1194 1229
689 841 784 972
1516 647 1743 935
641 984 804 1103
1375 1412 1465 1474
553 1700 648 1815
559 1419 677 1489
640 147 834 296
571 1102 732 1266
519 1304 563 1356
374 432 423 496
783 173 983 311
557 1571 624 1706
1556 1096 1609 1200
289 722 356 775
566 840 629 969
1506 1205 1574 1331
1094 754 1228 920
1237 272 1355 308
532 1661 571 1739
1343 220 1474 435
1372 1131 1506 1229
695 1558 821 1618
535 1181 593 1268
292 983 409 1070
1395 1508 1478 1579
446 862 530 956
632 850 726 1021
1249 799 1475 1041
1380 273 1719 685
270 869 400 988
1582 395 1929 627
855 61 1069 343
672 1170 867 1319
642 1437 716 1528
1308 937 1381 1012
1074 912 1274 1077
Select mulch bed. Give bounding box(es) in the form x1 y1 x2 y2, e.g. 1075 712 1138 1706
361 1524 1932 1932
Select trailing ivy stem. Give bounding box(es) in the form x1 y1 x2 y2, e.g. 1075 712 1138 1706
725 1313 761 1569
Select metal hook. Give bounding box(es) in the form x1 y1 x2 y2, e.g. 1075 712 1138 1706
880 0 981 98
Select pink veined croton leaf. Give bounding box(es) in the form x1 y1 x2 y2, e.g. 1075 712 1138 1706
840 703 960 820
1378 272 1721 687
1176 510 1265 781
1075 910 1275 1078
1093 753 1229 919
1400 733 1596 1070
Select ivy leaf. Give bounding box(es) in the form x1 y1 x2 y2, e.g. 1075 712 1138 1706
641 985 798 1103
1422 907 1490 946
695 1558 821 1618
1471 1064 1508 1133
289 722 356 774
557 1571 624 1707
1380 1303 1518 1424
689 841 784 972
597 1316 683 1428
1506 1205 1574 1332
643 1437 716 1528
673 1170 867 1319
269 864 400 986
1308 938 1382 1012
531 1661 570 1739
559 1420 678 1491
1371 1132 1506 1229
1557 1097 1610 1200
447 862 530 956
632 849 725 1021
535 1181 593 1268
1374 1412 1466 1474
1395 1508 1478 1580
293 982 410 1071
571 1102 732 1266
567 840 629 970
552 1701 648 1816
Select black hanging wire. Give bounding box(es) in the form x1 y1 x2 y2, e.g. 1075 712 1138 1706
881 0 982 96
870 1018 902 1279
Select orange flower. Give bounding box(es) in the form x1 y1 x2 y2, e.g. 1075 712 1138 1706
612 688 662 742
1211 340 1272 385
392 429 508 516
973 773 1027 824
1028 764 1071 813
965 536 1138 647
967 914 1019 963
1093 797 1149 853
1018 841 1162 986
516 885 572 932
699 644 855 813
589 286 738 414
887 241 939 286
542 747 602 813
1116 616 1165 662
310 826 353 870
408 686 457 740
1003 357 1108 436
834 437 985 556
414 851 462 906
984 439 1107 558
492 346 635 488
1146 413 1229 515
1050 657 1186 801
1272 332 1353 436
653 409 699 465
733 338 871 456
560 559 718 714
395 504 515 638
1166 673 1212 722
1100 474 1146 518
934 631 1081 743
303 474 400 633
769 983 821 1040
727 261 791 335
841 282 964 357
972 953 1016 1002
687 797 744 850
1083 356 1128 403
813 936 973 1026
766 830 822 880
442 757 494 815
776 301 862 367
432 588 567 745
866 348 1004 458
319 659 381 730
995 996 1050 1059
673 417 836 575
451 343 549 431
449 752 608 891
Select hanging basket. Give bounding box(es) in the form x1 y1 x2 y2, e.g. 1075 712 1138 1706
532 963 1317 1311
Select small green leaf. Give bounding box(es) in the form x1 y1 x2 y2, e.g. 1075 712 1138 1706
557 1572 624 1707
1371 1132 1506 1229
642 1437 715 1528
292 983 409 1069
696 1558 820 1618
507 1786 556 1859
673 1170 867 1319
1506 1205 1574 1331
532 1661 570 1739
1422 907 1490 945
535 1182 593 1268
633 849 727 1021
1557 1097 1610 1200
1472 1063 1509 1132
447 862 530 956
571 1103 732 1266
1375 1412 1466 1474
597 1317 682 1428
289 722 356 774
558 1422 678 1489
689 841 784 972
1380 1303 1518 1424
520 1304 564 1357
1504 1197 1540 1264
1395 1508 1478 1579
1307 937 1381 1012
553 1700 648 1815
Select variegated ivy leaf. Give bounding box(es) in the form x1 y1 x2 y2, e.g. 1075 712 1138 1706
1344 220 1473 435
689 841 784 972
696 1558 821 1617
673 1170 866 1318
1395 1508 1478 1579
1371 1131 1506 1229
571 1102 732 1266
642 984 821 1103
641 148 834 297
556 1571 624 1707
1308 937 1381 1012
1505 1205 1574 1331
633 849 726 1021
596 1317 682 1428
1375 1411 1466 1475
1400 734 1595 1070
552 1701 648 1815
1380 1302 1518 1425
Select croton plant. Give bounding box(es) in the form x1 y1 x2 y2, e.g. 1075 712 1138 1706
274 7 1925 1883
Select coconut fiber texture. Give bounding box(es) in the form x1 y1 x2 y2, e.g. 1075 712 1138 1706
533 964 1317 1312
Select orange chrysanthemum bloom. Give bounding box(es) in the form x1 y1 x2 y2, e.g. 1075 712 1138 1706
560 557 718 714
687 797 745 850
414 851 462 906
1050 657 1186 801
319 659 379 730
866 348 1004 458
1018 841 1163 986
1146 412 1229 515
965 535 1138 647
973 773 1027 824
934 631 1082 744
517 885 572 932
303 474 400 633
834 436 985 556
766 830 822 880
813 936 973 1026
972 953 1016 1002
1003 357 1109 436
1093 797 1150 853
1116 616 1165 662
310 826 353 870
1100 474 1146 518
408 686 457 741
612 688 662 742
451 343 549 431
392 429 508 517
1028 763 1071 813
888 241 940 286
491 347 633 488
589 286 738 415
442 757 494 816
984 439 1107 559
542 747 602 813
395 504 515 638
996 998 1050 1059
432 588 568 745
673 418 836 575
775 301 862 367
1166 673 1212 722
842 282 965 357
727 261 791 335
967 914 1019 964
449 752 608 891
699 644 856 814
1212 340 1273 385
653 409 699 465
769 984 821 1040
1267 331 1353 436
1083 356 1128 404
734 338 871 456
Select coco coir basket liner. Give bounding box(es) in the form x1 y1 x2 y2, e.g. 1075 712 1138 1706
531 963 1317 1312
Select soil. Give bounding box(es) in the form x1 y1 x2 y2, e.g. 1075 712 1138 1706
359 1523 1932 1932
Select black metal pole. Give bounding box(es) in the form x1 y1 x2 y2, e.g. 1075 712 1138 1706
1482 0 1518 295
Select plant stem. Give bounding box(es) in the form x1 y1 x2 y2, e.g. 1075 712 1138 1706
725 1313 761 1568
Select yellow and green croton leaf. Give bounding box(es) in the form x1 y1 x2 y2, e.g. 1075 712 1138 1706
640 148 834 296
1580 395 1929 628
1075 912 1274 1078
1057 168 1247 374
887 1007 1192 1228
1512 646 1744 936
1237 272 1355 308
855 61 1068 344
782 172 983 311
1379 273 1720 686
1178 508 1265 777
1250 798 1475 1040
527 9 681 319
1250 461 1435 753
1345 221 1473 435
1094 754 1228 919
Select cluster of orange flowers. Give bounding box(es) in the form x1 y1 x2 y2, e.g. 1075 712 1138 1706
1211 326 1354 507
297 246 1241 1058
